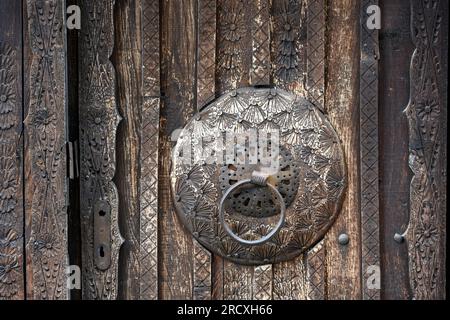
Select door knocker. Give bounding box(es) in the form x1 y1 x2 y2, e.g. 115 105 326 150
171 87 347 265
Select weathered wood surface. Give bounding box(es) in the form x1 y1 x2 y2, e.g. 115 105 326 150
79 0 124 299
159 0 196 299
378 0 413 300
0 0 24 300
24 0 69 300
324 0 361 300
112 0 141 300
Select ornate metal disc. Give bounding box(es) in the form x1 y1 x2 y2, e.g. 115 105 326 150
171 87 346 265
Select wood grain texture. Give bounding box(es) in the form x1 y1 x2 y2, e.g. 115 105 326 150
324 0 361 300
159 0 196 299
360 0 380 300
112 0 141 300
140 0 160 300
214 0 256 300
403 0 447 300
24 0 68 300
0 0 24 300
378 0 414 300
79 0 124 299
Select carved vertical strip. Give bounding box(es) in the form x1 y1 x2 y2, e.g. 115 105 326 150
306 0 325 112
79 0 124 299
193 241 212 300
140 0 160 300
253 265 272 300
192 0 216 300
250 0 271 86
216 0 254 300
360 0 380 300
304 0 327 300
307 240 325 300
271 0 307 96
0 0 24 299
404 0 447 300
197 0 216 109
271 0 309 300
24 0 68 300
216 0 251 93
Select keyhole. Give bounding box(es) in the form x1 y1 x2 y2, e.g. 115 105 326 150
99 210 106 217
99 246 105 258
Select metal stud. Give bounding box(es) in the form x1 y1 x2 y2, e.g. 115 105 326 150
394 233 404 243
338 233 349 245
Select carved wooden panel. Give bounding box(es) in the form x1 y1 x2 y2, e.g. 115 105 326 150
360 0 380 300
24 0 68 300
140 0 161 300
0 0 23 299
404 0 447 300
79 0 124 299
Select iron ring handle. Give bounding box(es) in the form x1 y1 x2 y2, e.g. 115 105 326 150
219 175 286 246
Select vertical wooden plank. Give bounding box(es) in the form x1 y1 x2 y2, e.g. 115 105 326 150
305 0 326 300
24 0 69 300
159 0 196 299
193 0 216 301
271 0 307 96
216 0 253 300
306 0 325 112
140 0 160 300
324 0 361 300
403 0 447 300
271 0 309 300
248 0 273 301
360 0 380 300
113 0 141 300
79 0 124 299
0 0 24 301
378 0 414 300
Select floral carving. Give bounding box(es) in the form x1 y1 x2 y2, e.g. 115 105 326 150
404 0 446 300
0 42 21 300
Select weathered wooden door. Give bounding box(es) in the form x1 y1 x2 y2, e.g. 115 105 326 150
0 0 447 300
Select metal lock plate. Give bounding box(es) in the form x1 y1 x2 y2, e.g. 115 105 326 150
171 87 347 265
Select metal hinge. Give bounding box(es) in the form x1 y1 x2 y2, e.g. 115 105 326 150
67 140 79 179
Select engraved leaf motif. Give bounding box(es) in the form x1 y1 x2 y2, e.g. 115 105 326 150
293 104 320 130
242 103 266 124
221 91 248 114
175 178 196 213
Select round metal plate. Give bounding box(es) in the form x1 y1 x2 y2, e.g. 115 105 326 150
171 87 346 265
